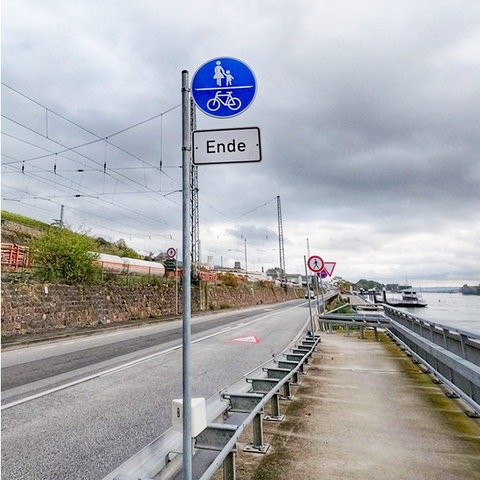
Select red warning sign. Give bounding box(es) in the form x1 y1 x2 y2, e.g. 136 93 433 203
320 261 336 277
229 335 260 344
307 255 324 273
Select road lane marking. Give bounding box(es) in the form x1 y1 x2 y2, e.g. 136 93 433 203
1 303 304 410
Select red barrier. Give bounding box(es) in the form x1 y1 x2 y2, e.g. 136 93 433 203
1 243 30 269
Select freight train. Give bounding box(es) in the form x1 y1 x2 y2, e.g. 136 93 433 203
95 253 165 276
1 244 166 277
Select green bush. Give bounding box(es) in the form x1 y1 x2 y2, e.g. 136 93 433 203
29 227 101 283
218 272 238 287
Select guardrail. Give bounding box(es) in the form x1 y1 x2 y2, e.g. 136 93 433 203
104 332 321 480
318 306 390 341
384 305 480 417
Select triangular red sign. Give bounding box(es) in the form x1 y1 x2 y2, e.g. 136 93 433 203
229 335 260 344
322 261 336 277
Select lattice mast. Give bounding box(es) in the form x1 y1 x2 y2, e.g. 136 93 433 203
190 98 200 282
277 195 286 284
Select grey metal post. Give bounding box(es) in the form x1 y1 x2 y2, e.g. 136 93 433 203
320 274 325 314
271 394 281 417
223 451 236 480
244 238 247 276
252 412 264 448
283 381 291 398
181 69 193 480
304 256 314 334
175 257 179 315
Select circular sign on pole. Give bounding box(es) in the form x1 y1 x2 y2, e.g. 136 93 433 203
166 247 177 259
307 255 324 273
191 57 257 118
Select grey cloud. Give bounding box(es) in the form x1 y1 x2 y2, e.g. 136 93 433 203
2 0 479 286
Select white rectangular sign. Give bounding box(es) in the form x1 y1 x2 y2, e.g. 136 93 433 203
193 127 261 165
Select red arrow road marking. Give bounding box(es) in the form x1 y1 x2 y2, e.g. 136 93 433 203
229 335 260 344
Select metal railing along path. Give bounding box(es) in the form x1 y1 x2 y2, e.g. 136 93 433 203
384 305 480 417
317 305 390 341
104 332 320 480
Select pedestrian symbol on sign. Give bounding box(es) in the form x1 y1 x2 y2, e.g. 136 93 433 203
192 57 257 118
307 255 324 273
213 60 234 87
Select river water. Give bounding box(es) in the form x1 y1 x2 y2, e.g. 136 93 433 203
397 292 480 335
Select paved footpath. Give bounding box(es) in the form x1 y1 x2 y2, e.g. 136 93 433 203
234 330 480 480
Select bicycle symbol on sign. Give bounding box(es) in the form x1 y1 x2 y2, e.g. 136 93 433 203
206 91 242 112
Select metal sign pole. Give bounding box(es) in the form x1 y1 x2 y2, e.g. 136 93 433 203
181 69 193 480
315 273 321 312
175 256 179 315
304 255 314 334
320 274 325 314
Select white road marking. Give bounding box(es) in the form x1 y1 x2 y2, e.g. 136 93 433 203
1 303 303 410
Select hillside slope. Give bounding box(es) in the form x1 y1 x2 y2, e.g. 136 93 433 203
1 211 47 245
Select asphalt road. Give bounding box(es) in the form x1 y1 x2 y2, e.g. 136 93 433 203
1 299 311 480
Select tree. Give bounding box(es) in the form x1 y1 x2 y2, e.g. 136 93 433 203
266 267 284 279
93 237 140 258
332 277 351 293
29 226 101 283
354 279 385 292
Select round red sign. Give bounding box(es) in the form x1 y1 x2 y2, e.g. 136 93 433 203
307 255 324 273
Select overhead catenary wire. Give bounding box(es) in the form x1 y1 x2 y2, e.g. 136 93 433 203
2 83 282 267
3 165 180 228
1 84 182 201
1 113 180 200
1 83 181 185
0 85 186 248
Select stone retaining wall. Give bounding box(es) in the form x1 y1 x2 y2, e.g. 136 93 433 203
1 281 303 338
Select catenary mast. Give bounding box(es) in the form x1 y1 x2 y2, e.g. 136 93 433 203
277 195 286 284
190 98 200 282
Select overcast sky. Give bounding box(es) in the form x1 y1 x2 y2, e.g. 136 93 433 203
2 0 479 287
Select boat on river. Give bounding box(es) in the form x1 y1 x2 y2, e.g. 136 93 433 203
378 285 428 308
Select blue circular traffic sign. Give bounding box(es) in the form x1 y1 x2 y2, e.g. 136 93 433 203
192 57 257 118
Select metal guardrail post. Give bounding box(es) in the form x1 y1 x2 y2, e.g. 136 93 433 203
282 380 292 398
223 451 236 480
266 393 284 421
244 412 268 453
